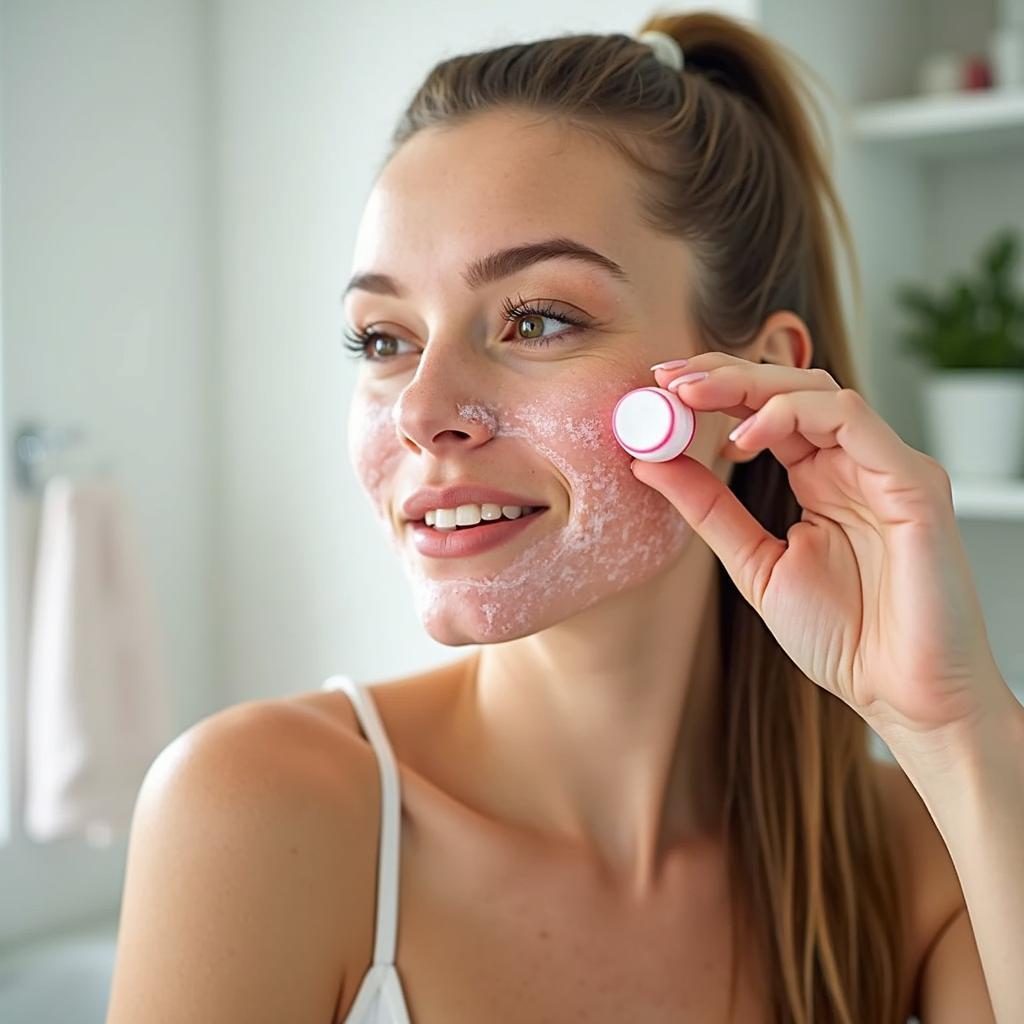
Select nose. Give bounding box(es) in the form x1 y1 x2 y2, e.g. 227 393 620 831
394 335 496 456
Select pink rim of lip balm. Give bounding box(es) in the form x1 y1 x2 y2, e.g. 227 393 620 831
612 386 697 462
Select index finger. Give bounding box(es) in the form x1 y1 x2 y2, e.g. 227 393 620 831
655 355 841 423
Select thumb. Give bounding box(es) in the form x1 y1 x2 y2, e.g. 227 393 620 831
630 454 785 613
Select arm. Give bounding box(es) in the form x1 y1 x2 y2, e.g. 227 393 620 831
884 676 1024 1024
105 701 371 1024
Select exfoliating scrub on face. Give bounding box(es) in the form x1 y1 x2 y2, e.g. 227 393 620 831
349 378 694 644
611 387 696 462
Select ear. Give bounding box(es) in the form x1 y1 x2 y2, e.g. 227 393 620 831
754 310 813 370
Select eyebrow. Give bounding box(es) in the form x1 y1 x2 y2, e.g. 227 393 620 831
342 236 631 300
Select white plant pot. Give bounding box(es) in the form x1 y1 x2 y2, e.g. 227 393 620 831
921 369 1024 481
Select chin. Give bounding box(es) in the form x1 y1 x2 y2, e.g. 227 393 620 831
419 606 532 647
414 584 620 647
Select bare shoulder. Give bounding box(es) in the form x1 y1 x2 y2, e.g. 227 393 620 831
106 698 379 1024
180 696 379 791
870 757 967 988
292 656 475 742
872 757 964 913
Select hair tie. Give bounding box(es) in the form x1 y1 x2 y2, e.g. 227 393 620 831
635 29 685 72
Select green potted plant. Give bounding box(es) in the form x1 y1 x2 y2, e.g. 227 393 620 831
894 226 1024 481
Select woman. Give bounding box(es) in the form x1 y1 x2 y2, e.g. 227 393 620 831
106 11 1023 1024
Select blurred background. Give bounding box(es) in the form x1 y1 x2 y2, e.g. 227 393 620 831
1 1 1023 1021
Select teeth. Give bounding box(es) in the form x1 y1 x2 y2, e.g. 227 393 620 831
424 503 537 530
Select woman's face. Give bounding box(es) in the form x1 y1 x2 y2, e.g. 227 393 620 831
344 112 719 645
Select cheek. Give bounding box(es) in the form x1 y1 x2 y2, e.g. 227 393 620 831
348 388 405 538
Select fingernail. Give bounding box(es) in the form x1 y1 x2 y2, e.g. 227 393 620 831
729 413 757 442
667 370 708 390
650 358 689 371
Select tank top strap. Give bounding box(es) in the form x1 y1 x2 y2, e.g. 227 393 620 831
320 674 401 967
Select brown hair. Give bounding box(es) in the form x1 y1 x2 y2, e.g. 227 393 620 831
382 10 904 1023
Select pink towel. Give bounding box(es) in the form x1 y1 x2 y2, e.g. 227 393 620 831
23 475 174 847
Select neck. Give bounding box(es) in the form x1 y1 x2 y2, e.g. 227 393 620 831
454 539 727 899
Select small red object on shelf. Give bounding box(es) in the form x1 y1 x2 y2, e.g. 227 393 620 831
963 54 993 89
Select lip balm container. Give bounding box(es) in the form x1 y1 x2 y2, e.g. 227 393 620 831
612 386 696 462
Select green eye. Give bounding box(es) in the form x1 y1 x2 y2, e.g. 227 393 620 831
342 294 591 362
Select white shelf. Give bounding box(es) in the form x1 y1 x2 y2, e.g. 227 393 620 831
950 477 1024 519
849 89 1024 157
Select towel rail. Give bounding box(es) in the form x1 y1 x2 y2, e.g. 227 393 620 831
13 421 88 496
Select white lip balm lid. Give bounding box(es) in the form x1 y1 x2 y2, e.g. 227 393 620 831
612 386 696 462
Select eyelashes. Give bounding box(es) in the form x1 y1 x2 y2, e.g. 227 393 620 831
342 295 592 362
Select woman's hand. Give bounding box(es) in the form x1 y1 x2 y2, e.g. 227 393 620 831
630 351 1015 752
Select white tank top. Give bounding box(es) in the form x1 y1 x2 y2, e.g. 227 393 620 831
321 674 413 1024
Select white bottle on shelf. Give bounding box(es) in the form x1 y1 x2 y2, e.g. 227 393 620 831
992 0 1024 89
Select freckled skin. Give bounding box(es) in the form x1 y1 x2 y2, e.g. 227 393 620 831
342 110 741 648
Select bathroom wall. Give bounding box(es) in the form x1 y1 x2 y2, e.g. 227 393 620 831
0 0 220 946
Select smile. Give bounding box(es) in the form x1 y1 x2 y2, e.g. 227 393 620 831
408 507 548 558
